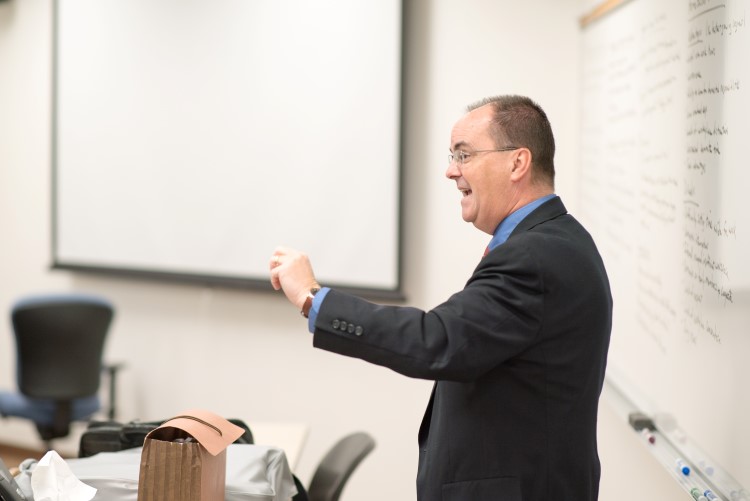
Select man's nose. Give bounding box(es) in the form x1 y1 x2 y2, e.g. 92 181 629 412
445 160 460 180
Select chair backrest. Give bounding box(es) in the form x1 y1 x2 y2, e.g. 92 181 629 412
12 293 114 400
306 431 376 501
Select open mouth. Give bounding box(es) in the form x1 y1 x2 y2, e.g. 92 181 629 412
460 189 472 197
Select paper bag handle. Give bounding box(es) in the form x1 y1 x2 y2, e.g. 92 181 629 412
168 415 223 436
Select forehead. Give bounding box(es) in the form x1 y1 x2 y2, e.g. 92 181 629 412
450 105 495 149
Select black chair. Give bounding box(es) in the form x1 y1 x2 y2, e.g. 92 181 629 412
0 293 115 450
301 431 376 501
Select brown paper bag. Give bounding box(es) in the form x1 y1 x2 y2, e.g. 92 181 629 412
137 409 245 501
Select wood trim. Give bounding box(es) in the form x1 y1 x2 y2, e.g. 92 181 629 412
579 0 634 28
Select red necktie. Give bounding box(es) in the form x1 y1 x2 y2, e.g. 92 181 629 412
483 245 490 258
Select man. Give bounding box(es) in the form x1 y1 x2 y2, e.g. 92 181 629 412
270 95 612 501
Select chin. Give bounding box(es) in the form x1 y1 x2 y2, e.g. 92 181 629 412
461 208 475 223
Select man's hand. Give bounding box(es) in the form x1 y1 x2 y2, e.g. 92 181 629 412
269 246 320 310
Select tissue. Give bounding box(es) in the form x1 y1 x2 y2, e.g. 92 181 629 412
31 451 97 501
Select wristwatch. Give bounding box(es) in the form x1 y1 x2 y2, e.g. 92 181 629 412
301 287 321 318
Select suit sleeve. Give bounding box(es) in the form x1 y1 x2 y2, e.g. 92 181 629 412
312 240 545 382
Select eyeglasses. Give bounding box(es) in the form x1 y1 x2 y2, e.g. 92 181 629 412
448 146 519 166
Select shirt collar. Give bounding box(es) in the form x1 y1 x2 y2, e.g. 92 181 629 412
487 194 557 251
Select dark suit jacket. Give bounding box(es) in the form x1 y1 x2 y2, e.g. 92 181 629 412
313 197 613 501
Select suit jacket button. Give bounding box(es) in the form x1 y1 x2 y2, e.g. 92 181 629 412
355 325 364 336
347 323 355 334
332 319 340 329
339 321 348 331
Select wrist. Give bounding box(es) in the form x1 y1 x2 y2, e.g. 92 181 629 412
300 286 321 318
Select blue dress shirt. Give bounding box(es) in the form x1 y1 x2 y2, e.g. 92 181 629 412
486 193 557 252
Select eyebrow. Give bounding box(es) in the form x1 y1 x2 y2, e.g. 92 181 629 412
451 140 470 151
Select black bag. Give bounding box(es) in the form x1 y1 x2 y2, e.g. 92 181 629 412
78 417 254 458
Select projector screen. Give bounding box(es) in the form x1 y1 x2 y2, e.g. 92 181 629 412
52 0 403 297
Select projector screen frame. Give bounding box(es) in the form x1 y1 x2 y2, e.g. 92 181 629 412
50 0 406 302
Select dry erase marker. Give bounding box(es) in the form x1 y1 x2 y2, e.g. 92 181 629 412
689 488 708 501
703 489 719 501
674 473 707 501
676 458 691 476
730 489 749 501
640 428 656 444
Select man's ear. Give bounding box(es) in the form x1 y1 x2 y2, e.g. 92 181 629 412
510 148 532 178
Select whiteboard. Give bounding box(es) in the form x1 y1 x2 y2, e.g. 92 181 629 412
52 0 403 296
579 0 750 491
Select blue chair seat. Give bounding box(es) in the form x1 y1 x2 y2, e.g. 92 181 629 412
0 392 100 426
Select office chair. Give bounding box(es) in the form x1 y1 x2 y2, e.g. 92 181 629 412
302 431 376 501
0 293 114 450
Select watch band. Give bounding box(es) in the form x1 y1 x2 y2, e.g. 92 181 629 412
301 287 321 318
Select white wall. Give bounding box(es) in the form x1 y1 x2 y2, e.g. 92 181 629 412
0 1 684 500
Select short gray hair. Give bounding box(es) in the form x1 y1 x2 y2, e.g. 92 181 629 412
468 95 555 187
